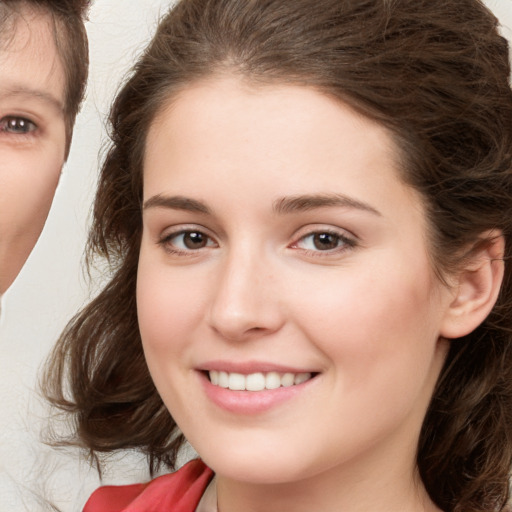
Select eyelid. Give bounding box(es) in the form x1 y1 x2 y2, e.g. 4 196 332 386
159 223 215 241
291 224 357 242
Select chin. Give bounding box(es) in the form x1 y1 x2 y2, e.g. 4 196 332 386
198 442 318 485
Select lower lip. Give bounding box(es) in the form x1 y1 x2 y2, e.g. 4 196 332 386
199 372 316 414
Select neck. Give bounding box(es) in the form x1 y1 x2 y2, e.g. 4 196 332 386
215 468 440 512
214 435 442 512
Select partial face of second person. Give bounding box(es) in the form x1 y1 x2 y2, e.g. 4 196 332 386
137 77 457 503
0 7 66 293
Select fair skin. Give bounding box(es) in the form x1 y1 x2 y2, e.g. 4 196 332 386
137 76 497 512
0 7 66 293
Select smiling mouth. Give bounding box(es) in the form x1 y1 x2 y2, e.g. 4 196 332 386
206 370 316 391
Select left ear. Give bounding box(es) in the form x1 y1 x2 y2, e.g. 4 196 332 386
440 231 505 339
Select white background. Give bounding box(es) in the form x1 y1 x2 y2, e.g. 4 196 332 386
0 1 511 510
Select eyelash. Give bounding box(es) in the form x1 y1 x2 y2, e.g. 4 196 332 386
158 228 218 255
291 229 357 256
0 116 38 137
158 227 357 257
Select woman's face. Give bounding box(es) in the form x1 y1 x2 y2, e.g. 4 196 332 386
138 77 455 489
0 9 66 293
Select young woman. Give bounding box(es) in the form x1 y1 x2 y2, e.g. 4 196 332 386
44 0 512 511
0 0 89 295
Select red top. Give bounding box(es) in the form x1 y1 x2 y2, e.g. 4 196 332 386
83 459 214 512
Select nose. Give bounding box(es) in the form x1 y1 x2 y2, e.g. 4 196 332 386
207 249 285 342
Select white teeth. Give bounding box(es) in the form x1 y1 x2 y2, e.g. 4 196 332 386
228 372 245 391
265 372 281 390
218 371 229 388
294 373 311 385
281 373 295 387
246 372 265 391
208 370 313 391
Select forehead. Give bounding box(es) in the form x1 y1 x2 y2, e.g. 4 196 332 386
144 77 422 218
0 6 65 110
146 77 401 180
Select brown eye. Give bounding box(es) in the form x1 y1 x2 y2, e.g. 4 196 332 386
160 229 216 253
312 233 340 250
183 231 208 249
293 229 356 255
0 116 37 134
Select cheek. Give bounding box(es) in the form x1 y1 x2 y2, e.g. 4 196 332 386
0 149 63 291
289 261 446 447
137 252 206 357
0 149 62 232
292 258 443 373
136 253 208 414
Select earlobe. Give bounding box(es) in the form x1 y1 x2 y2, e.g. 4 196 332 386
440 232 505 340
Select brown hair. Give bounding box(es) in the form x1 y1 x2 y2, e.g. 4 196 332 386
43 1 512 510
0 0 90 155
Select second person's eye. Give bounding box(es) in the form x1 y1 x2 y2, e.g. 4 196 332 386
0 116 37 135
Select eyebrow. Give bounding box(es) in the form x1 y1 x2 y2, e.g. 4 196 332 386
143 192 380 216
143 194 211 214
0 85 65 114
273 193 381 216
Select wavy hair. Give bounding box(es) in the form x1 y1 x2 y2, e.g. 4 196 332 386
43 1 512 510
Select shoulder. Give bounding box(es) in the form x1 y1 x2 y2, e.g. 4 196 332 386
83 459 213 512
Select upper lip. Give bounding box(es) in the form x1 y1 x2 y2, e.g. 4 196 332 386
197 360 318 374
